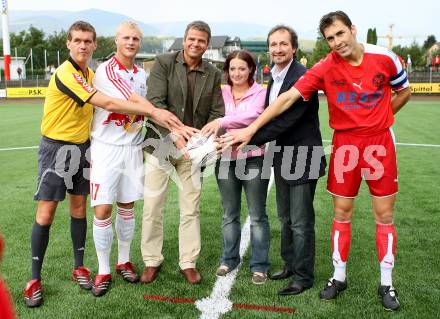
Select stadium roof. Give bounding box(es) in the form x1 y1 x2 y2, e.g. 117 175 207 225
169 36 229 51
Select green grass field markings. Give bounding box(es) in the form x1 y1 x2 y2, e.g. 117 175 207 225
1 140 440 153
1 100 439 317
195 169 275 319
321 140 440 148
0 146 39 151
144 294 295 314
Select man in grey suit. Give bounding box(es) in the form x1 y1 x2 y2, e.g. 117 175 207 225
140 21 224 285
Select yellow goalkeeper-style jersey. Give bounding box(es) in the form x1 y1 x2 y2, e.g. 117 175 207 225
41 57 97 144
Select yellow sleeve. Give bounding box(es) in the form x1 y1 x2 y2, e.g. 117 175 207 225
55 68 97 106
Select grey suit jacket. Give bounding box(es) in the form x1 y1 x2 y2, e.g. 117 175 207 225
144 50 224 153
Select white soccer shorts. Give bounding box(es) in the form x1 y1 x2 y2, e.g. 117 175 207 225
90 139 143 206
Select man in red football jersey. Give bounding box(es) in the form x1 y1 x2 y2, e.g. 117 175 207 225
223 11 410 311
0 235 16 319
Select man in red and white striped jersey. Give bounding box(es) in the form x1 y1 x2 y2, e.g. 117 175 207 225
89 21 179 297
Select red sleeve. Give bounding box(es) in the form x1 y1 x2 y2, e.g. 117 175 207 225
294 56 328 100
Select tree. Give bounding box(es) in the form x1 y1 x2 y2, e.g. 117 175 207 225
406 42 425 67
94 36 116 60
46 30 69 66
8 26 46 72
423 35 437 50
10 30 27 57
393 43 424 68
23 26 46 69
296 47 306 61
309 33 330 66
372 28 377 45
367 28 373 44
367 28 378 45
142 37 170 53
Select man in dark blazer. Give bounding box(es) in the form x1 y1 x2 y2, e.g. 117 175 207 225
140 21 224 285
250 25 326 295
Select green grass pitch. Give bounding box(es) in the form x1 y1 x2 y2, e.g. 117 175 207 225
0 98 439 318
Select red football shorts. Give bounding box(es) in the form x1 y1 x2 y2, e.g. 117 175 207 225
327 128 398 198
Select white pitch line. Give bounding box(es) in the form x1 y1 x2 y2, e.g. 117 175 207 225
395 142 440 148
0 146 38 152
322 139 440 148
1 141 440 153
196 168 275 319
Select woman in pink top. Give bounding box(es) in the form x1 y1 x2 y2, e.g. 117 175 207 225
202 50 270 284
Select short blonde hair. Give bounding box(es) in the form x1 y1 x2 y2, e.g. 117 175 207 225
116 21 143 39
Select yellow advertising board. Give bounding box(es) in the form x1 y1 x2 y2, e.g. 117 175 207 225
409 83 440 94
4 83 440 98
6 87 47 98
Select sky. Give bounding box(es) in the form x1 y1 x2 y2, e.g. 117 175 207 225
6 0 439 46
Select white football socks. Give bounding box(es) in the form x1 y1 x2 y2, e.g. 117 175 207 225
93 216 113 275
115 206 135 265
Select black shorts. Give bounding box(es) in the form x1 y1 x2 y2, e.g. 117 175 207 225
34 136 90 201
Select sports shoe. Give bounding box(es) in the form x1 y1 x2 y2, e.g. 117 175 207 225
216 265 231 277
319 278 347 300
116 262 139 283
72 266 93 290
378 285 400 311
251 272 267 285
24 279 43 308
91 274 112 297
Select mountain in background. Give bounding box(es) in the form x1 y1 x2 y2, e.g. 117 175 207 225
7 9 159 36
153 21 270 38
5 9 318 42
2 8 428 49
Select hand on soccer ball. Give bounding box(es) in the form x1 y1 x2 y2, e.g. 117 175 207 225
170 131 189 160
221 126 255 151
178 126 199 141
201 119 221 137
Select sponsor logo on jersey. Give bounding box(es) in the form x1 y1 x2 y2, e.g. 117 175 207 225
352 81 363 90
372 73 386 89
102 113 144 128
72 73 95 93
331 78 347 87
336 90 384 110
103 113 131 126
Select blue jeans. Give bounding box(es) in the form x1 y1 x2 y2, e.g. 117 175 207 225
215 156 270 273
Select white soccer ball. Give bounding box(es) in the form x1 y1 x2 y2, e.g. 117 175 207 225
186 133 218 167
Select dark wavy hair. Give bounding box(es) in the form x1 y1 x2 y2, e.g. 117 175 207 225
223 50 256 87
319 11 352 37
267 25 298 50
